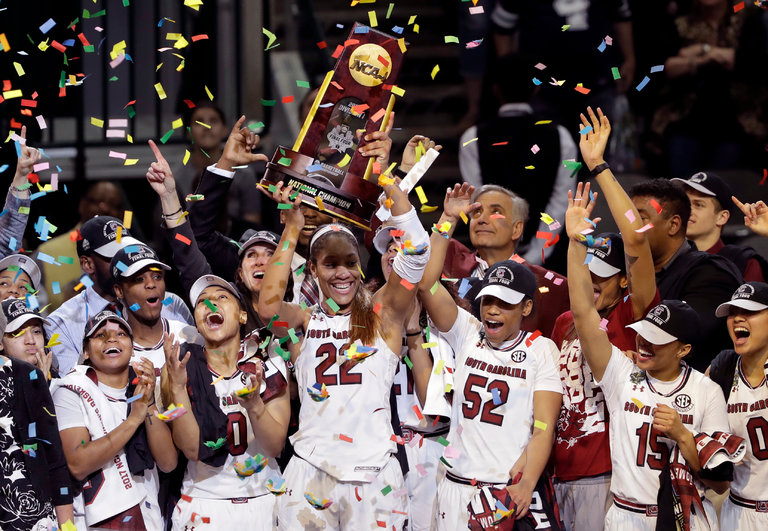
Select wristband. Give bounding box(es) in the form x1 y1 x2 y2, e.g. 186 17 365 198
405 330 422 337
589 162 610 179
162 206 184 219
393 166 408 179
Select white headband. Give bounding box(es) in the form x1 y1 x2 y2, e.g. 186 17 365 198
308 223 356 253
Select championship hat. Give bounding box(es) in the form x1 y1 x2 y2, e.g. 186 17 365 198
626 300 700 345
0 298 50 334
715 282 768 317
475 260 537 305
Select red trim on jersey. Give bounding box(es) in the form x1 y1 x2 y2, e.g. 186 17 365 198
645 365 691 397
737 358 767 390
483 330 525 352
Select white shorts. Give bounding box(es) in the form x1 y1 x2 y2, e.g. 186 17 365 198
275 455 408 530
554 475 612 531
404 434 444 531
171 493 276 530
435 475 507 531
605 498 717 531
721 494 768 531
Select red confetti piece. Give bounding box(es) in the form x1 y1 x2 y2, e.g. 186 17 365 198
355 486 362 501
273 321 289 327
389 229 405 237
69 230 82 242
544 234 560 248
316 41 327 49
27 173 39 184
351 103 369 114
377 522 386 528
10 118 22 129
761 169 767 186
412 405 424 420
492 141 508 146
511 254 526 263
370 108 386 122
373 302 382 314
77 33 91 46
400 278 415 290
734 1 745 12
649 198 662 214
3 80 11 91
21 99 37 107
574 85 591 94
343 39 360 47
331 81 344 91
50 40 66 52
123 99 137 109
174 233 191 245
331 45 344 59
180 494 193 502
191 34 209 42
536 231 553 241
377 55 390 67
183 99 196 108
282 95 294 103
525 329 542 347
339 434 353 443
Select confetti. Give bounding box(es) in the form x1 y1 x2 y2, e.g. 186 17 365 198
534 420 548 430
266 477 287 495
305 492 333 510
156 404 187 421
307 382 330 402
234 454 268 477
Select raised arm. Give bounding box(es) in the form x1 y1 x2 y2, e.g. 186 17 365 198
565 183 614 381
417 184 480 333
580 107 656 319
732 196 768 238
256 185 308 332
0 126 39 258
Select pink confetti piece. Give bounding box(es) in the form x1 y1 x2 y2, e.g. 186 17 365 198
635 223 654 233
624 209 636 223
544 271 554 280
416 464 427 477
33 162 49 172
106 129 125 138
531 144 540 154
108 119 128 128
599 318 609 331
35 115 47 129
109 53 126 69
444 445 461 458
468 5 484 14
553 277 564 286
549 221 561 231
534 63 547 70
50 174 58 191
108 150 127 160
605 35 613 45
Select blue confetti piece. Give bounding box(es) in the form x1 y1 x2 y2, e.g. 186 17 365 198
28 422 36 438
583 253 594 265
635 76 650 91
80 274 94 289
392 25 404 34
29 370 38 380
650 65 664 73
123 245 140 253
336 23 344 29
318 103 334 108
15 140 21 158
60 487 68 495
532 77 542 86
307 164 323 173
354 25 370 34
123 516 132 522
579 125 593 135
26 294 39 310
0 164 8 173
126 393 143 404
458 278 472 299
8 237 17 251
30 191 47 201
115 261 129 272
491 387 501 405
36 251 56 264
597 40 607 52
52 281 61 295
56 165 62 172
39 18 56 34
162 297 173 306
129 303 141 311
62 39 75 47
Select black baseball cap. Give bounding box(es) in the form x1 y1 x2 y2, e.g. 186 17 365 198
237 229 279 257
626 300 700 345
672 172 733 212
475 261 537 305
586 233 625 278
0 298 50 334
110 244 171 281
715 282 768 317
83 309 132 340
77 216 142 258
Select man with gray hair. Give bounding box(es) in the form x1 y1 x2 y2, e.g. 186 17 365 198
443 184 570 337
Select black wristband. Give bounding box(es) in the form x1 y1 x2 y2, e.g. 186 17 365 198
589 162 610 179
393 167 408 178
161 206 184 219
405 330 422 337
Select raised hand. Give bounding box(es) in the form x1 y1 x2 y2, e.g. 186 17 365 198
146 140 176 197
442 183 480 222
358 112 394 166
565 182 601 240
270 181 304 229
400 133 442 173
13 126 42 184
578 107 611 170
219 116 269 170
732 196 768 238
163 334 189 390
132 357 157 403
35 349 53 380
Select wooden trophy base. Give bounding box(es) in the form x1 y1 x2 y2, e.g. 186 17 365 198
260 147 382 230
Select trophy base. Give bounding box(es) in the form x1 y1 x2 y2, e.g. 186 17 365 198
260 148 381 231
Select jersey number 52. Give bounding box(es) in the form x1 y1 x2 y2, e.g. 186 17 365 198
462 374 510 426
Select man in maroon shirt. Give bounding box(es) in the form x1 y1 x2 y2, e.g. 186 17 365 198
673 171 766 282
442 184 569 338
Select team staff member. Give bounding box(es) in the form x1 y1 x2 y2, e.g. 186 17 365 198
709 282 768 530
52 311 177 529
258 177 430 529
566 183 731 530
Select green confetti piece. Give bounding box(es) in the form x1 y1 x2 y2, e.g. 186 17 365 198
300 301 307 310
437 436 449 447
24 283 35 293
611 67 621 80
439 456 453 468
277 157 292 167
278 335 289 345
200 148 210 159
444 35 459 44
248 121 264 130
288 328 299 344
562 160 583 178
277 203 293 209
267 314 279 329
295 263 306 276
15 183 32 191
260 99 276 106
267 184 277 193
275 262 284 266
126 106 135 118
109 76 118 82
83 44 94 53
122 0 130 6
275 345 290 361
296 80 310 88
429 281 440 295
426 325 431 343
381 485 392 496
289 190 299 200
203 437 226 449
386 2 394 18
325 298 340 313
203 299 218 312
18 207 30 215
404 355 413 369
160 129 174 144
279 147 286 156
259 337 270 350
281 240 290 251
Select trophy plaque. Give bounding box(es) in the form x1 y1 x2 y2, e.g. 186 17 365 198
260 22 406 230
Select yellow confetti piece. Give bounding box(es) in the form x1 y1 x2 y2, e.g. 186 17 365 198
68 75 77 86
539 286 549 293
414 24 420 33
462 137 478 147
338 153 351 167
398 38 407 53
420 205 438 213
210 373 225 385
632 398 645 409
378 175 395 186
116 226 122 243
195 120 211 129
109 40 127 60
183 149 190 165
535 120 552 125
408 15 417 25
13 62 24 76
391 85 405 97
61 520 77 531
123 211 133 229
434 360 445 375
368 10 378 27
154 83 167 100
422 342 438 349
0 33 11 52
171 118 184 129
534 420 548 430
124 158 139 166
205 85 214 100
166 33 182 41
430 64 440 79
90 117 104 128
415 186 428 204
525 165 535 170
174 36 189 49
315 196 325 211
184 0 203 11
540 213 555 225
127 134 134 144
38 39 49 52
156 63 163 72
459 211 468 224
444 383 453 393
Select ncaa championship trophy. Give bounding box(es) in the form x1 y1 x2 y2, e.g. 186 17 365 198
260 23 406 230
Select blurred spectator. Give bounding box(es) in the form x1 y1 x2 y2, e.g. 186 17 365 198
459 53 577 265
37 181 124 311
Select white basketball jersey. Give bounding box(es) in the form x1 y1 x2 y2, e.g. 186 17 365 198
291 308 400 481
725 358 768 500
441 308 563 483
598 347 729 505
130 318 188 371
182 368 281 498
